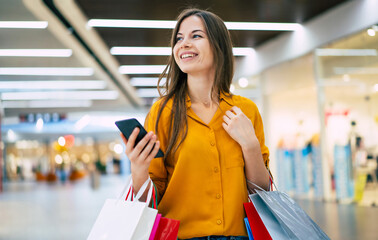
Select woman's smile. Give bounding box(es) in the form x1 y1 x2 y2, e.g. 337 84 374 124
173 15 214 75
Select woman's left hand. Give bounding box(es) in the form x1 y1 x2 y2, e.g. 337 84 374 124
222 106 257 149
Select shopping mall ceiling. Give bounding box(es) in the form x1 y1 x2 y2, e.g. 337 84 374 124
0 0 349 117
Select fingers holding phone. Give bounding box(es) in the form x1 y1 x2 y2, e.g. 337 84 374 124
120 126 160 164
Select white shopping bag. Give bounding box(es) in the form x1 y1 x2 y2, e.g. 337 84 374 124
87 176 158 240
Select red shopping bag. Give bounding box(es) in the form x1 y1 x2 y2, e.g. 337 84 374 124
243 202 272 240
153 217 180 240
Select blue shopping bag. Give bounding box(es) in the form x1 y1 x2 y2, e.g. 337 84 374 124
244 217 254 240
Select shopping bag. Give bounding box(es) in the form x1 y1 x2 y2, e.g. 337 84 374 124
247 177 330 240
87 176 157 240
244 202 274 240
248 196 291 239
149 214 161 240
154 216 180 240
243 217 254 240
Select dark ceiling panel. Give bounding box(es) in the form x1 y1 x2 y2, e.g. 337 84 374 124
115 55 170 65
76 0 350 72
77 0 349 22
96 28 172 47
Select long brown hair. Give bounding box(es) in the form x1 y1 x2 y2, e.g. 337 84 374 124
155 8 234 161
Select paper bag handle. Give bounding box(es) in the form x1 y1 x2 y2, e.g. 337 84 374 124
117 176 153 206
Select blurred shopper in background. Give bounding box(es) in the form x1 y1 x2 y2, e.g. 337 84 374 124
121 8 270 239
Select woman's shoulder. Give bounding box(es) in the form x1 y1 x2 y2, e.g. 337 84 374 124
231 94 258 110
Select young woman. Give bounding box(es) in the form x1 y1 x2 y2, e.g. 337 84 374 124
121 8 270 240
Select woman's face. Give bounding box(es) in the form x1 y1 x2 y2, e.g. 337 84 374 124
173 15 214 76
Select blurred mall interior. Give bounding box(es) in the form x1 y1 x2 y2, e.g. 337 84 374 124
0 0 378 239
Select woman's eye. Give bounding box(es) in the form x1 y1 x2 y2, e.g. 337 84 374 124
193 34 202 39
176 36 183 42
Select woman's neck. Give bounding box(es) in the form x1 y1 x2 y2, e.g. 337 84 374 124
187 72 217 107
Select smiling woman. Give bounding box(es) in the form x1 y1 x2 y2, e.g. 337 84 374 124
120 8 270 240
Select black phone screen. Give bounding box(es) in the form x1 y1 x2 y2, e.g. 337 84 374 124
115 118 164 158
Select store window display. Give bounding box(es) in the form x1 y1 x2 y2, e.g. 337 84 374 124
314 24 378 205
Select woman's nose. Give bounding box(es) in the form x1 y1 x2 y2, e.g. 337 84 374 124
180 38 191 48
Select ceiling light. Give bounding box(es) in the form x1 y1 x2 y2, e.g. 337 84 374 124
374 84 378 92
233 48 255 56
316 49 377 56
88 19 176 29
2 100 93 108
225 22 302 31
111 47 254 56
119 65 166 74
89 19 302 31
0 67 94 76
1 91 118 100
0 80 106 90
130 77 166 87
238 77 249 88
0 21 48 29
136 88 161 98
367 29 376 36
111 47 171 55
0 49 72 57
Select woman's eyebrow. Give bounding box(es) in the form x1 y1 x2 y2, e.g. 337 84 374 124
176 29 205 36
192 29 205 34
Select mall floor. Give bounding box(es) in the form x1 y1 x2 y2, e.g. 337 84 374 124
0 175 377 240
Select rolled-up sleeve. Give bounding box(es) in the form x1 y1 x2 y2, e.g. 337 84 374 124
144 100 169 200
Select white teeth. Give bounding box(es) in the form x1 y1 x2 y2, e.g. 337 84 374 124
181 53 196 59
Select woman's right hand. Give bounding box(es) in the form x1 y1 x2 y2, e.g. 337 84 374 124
120 128 160 193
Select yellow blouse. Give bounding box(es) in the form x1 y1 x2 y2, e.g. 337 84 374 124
144 93 269 239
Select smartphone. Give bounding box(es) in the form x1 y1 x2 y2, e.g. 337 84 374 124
115 118 164 158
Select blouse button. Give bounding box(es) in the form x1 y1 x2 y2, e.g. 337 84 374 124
210 141 215 146
216 193 221 199
216 219 222 225
214 167 219 173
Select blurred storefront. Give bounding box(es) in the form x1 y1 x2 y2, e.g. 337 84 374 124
260 25 378 206
1 113 135 189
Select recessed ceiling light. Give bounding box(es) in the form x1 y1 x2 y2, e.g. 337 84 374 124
88 19 302 31
1 91 118 100
2 100 93 108
130 77 166 87
119 65 166 74
0 21 48 29
225 22 302 31
0 80 106 90
111 47 171 55
111 47 254 56
0 49 72 57
136 88 161 98
88 19 176 29
0 67 94 76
